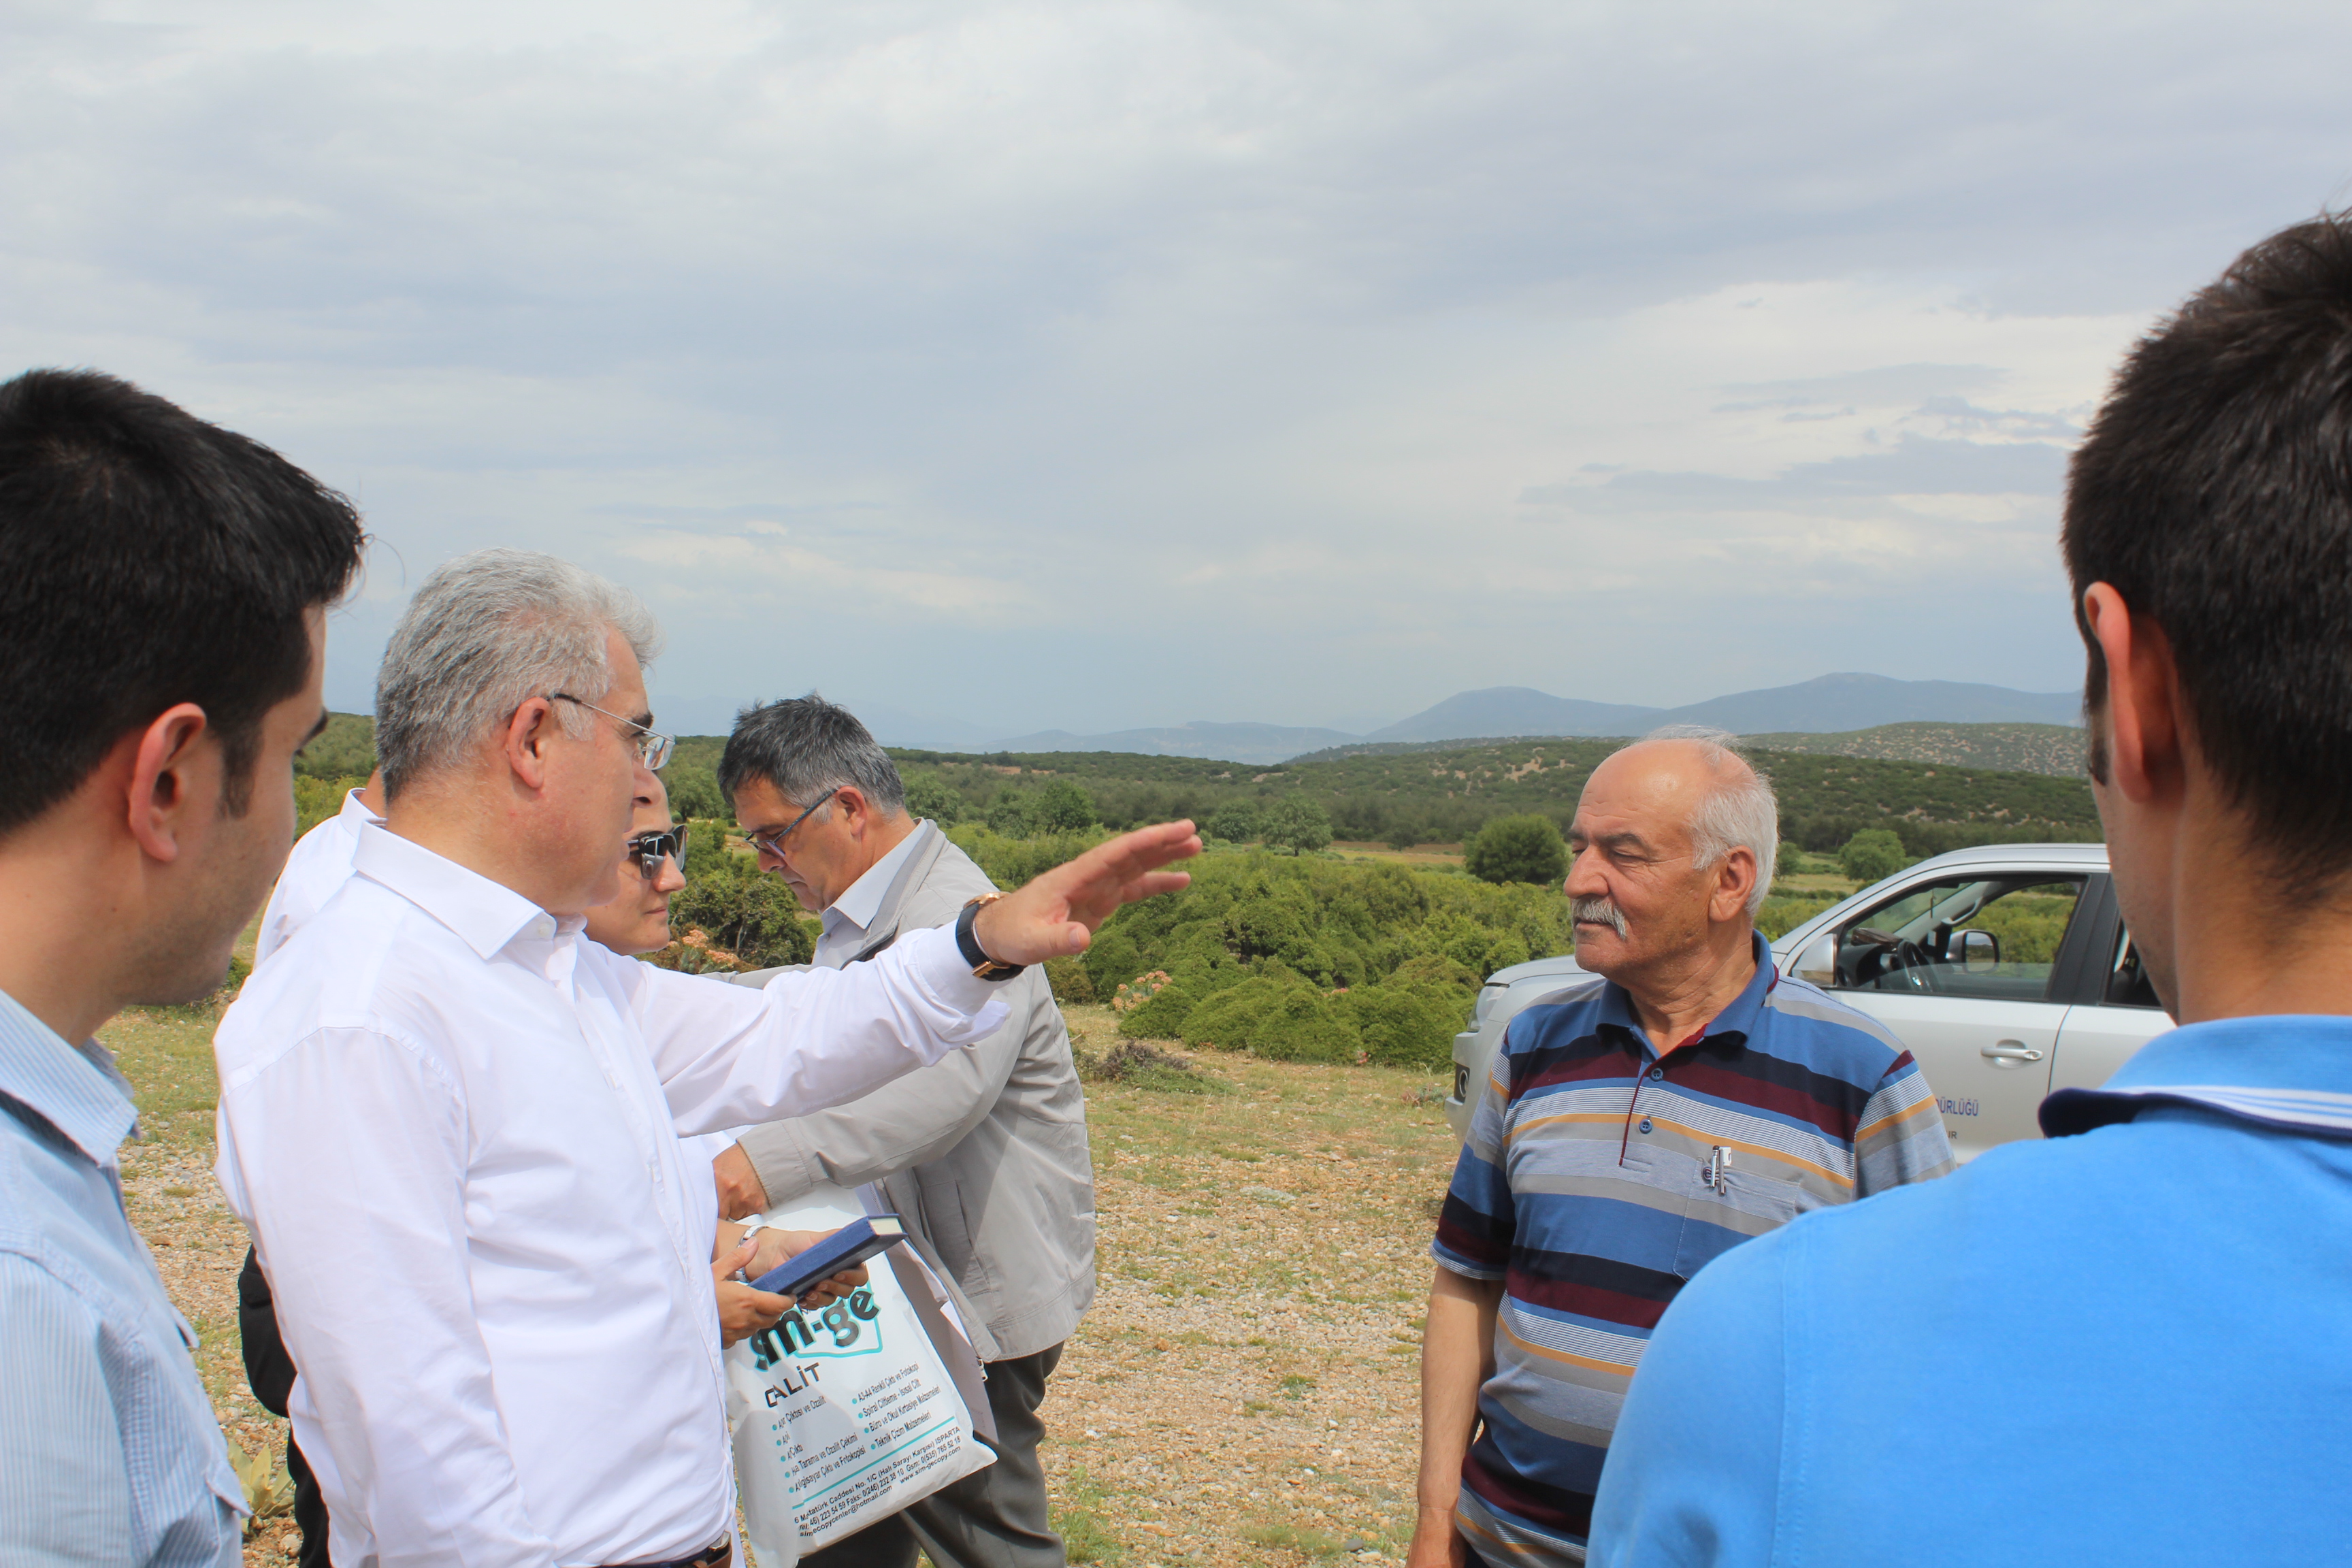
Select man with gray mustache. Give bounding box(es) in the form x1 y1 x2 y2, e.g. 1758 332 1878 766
1410 728 1953 1568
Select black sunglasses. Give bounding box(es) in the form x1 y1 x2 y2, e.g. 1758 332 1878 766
625 824 689 879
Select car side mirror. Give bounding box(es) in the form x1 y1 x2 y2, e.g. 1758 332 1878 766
1795 932 1839 987
1953 928 1999 973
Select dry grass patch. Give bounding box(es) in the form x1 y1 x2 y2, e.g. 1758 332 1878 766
1044 1003 1456 1565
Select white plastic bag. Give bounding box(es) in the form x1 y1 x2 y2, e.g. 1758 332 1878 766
728 1189 995 1565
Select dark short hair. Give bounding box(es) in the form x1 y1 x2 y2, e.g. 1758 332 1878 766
0 369 365 830
719 693 906 816
2063 213 2352 899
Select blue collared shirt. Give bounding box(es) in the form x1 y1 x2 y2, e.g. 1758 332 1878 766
1589 1013 2352 1567
0 987 243 1567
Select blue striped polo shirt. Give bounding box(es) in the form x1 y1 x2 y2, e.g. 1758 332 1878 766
1431 933 1954 1565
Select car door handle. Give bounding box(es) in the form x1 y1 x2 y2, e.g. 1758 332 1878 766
1981 1041 2046 1062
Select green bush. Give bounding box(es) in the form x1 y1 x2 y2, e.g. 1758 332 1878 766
1081 928 1145 999
1464 814 1568 885
1117 980 1197 1039
1032 779 1100 833
294 713 378 781
902 771 964 826
1260 796 1333 855
1339 983 1463 1068
1838 828 1911 883
1179 975 1358 1063
664 762 726 823
945 823 1110 888
984 790 1032 837
660 836 817 969
1043 955 1096 1005
1207 802 1262 843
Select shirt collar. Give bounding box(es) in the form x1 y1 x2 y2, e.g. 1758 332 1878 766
823 821 930 936
351 822 564 960
339 787 385 829
0 985 140 1166
1598 930 1776 1058
2041 1013 2352 1139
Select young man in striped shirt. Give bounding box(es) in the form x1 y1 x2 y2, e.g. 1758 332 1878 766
1410 730 1954 1568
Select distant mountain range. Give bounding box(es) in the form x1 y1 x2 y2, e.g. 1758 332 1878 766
1365 674 2082 743
872 673 2082 766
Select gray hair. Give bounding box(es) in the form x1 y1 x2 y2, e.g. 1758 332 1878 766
719 693 906 818
1637 724 1778 913
374 548 662 798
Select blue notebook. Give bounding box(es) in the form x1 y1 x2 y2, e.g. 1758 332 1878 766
749 1214 907 1301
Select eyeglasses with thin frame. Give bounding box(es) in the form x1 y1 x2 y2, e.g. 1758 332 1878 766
745 789 840 859
624 823 689 880
551 693 675 771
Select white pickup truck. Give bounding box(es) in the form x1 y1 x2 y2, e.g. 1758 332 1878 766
1443 843 2172 1161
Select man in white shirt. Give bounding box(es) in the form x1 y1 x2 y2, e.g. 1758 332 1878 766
215 548 1198 1568
239 771 386 1567
252 771 381 966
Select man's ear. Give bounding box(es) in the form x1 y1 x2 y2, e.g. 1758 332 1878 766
502 697 560 791
1713 845 1759 924
2082 583 2183 805
125 703 215 864
834 786 872 832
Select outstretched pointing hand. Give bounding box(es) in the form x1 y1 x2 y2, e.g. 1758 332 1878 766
969 820 1200 966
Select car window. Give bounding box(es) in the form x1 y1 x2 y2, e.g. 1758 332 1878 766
1807 876 2088 1002
2105 928 2164 1009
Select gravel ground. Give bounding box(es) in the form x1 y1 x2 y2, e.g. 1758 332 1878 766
110 995 1461 1568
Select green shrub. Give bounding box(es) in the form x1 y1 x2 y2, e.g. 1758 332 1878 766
664 762 726 823
1464 814 1568 885
902 770 965 826
1116 979 1198 1039
1386 951 1484 995
1180 974 1358 1063
294 712 378 781
659 838 817 969
1081 929 1145 998
1838 828 1911 883
1261 796 1333 855
945 823 1110 888
1207 802 1262 843
1340 983 1464 1068
985 790 1033 837
1032 779 1100 833
1043 955 1096 1005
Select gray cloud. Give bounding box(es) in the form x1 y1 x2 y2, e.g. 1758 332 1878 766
1524 433 2069 511
2 1 2346 729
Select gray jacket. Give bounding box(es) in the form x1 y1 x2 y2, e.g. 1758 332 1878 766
732 823 1094 1362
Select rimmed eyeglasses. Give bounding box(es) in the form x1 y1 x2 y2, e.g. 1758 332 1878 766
551 693 675 771
745 789 840 858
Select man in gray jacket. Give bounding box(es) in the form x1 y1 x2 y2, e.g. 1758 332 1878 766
710 695 1092 1568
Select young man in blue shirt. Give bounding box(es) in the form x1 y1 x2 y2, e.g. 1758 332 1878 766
1590 214 2352 1566
0 370 365 1565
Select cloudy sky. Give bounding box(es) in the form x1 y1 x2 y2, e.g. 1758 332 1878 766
7 1 2349 740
